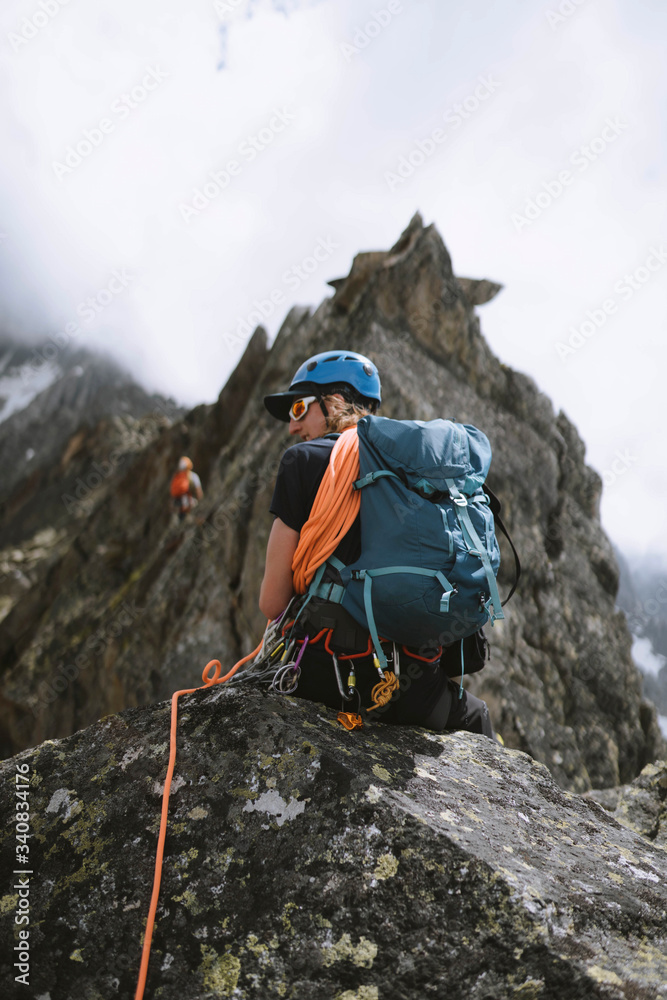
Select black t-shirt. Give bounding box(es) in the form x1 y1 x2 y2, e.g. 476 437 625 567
269 435 361 565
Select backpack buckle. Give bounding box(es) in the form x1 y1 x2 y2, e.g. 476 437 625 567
440 585 457 613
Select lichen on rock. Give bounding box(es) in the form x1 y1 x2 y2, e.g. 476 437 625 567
1 685 666 998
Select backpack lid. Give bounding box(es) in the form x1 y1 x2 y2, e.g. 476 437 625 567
358 416 492 495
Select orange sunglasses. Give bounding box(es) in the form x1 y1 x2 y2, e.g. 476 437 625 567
288 396 318 421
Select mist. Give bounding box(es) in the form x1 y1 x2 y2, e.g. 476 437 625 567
1 0 665 556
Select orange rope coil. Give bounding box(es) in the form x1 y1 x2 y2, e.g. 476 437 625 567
291 426 360 593
367 670 400 712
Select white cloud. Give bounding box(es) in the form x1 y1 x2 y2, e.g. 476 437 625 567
0 0 665 555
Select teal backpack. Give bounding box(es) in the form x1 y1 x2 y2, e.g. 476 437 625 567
307 416 509 672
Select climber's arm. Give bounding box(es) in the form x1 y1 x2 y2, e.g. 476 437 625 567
259 517 299 620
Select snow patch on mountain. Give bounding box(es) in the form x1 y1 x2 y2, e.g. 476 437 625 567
0 359 62 424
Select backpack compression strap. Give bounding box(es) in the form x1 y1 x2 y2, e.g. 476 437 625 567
352 566 456 671
445 479 504 623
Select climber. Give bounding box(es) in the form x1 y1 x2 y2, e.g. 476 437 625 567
260 350 496 739
170 456 203 521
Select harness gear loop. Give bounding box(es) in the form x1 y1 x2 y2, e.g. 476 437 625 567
323 627 373 660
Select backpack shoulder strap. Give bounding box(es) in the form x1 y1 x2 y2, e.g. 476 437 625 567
483 485 521 606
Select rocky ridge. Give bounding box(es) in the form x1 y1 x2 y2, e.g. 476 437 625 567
0 215 664 794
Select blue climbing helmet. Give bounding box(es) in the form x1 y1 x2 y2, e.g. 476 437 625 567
264 350 382 422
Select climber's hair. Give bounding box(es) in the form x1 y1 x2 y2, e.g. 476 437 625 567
321 386 378 433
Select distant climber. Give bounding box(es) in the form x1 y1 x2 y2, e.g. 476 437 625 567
170 456 203 520
258 349 498 739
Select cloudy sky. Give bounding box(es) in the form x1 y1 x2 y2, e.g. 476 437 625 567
0 0 665 558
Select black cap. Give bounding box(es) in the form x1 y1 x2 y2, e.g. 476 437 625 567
263 382 321 422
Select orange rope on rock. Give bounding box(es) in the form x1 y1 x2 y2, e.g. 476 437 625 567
137 425 363 997
291 426 360 594
134 639 263 1000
